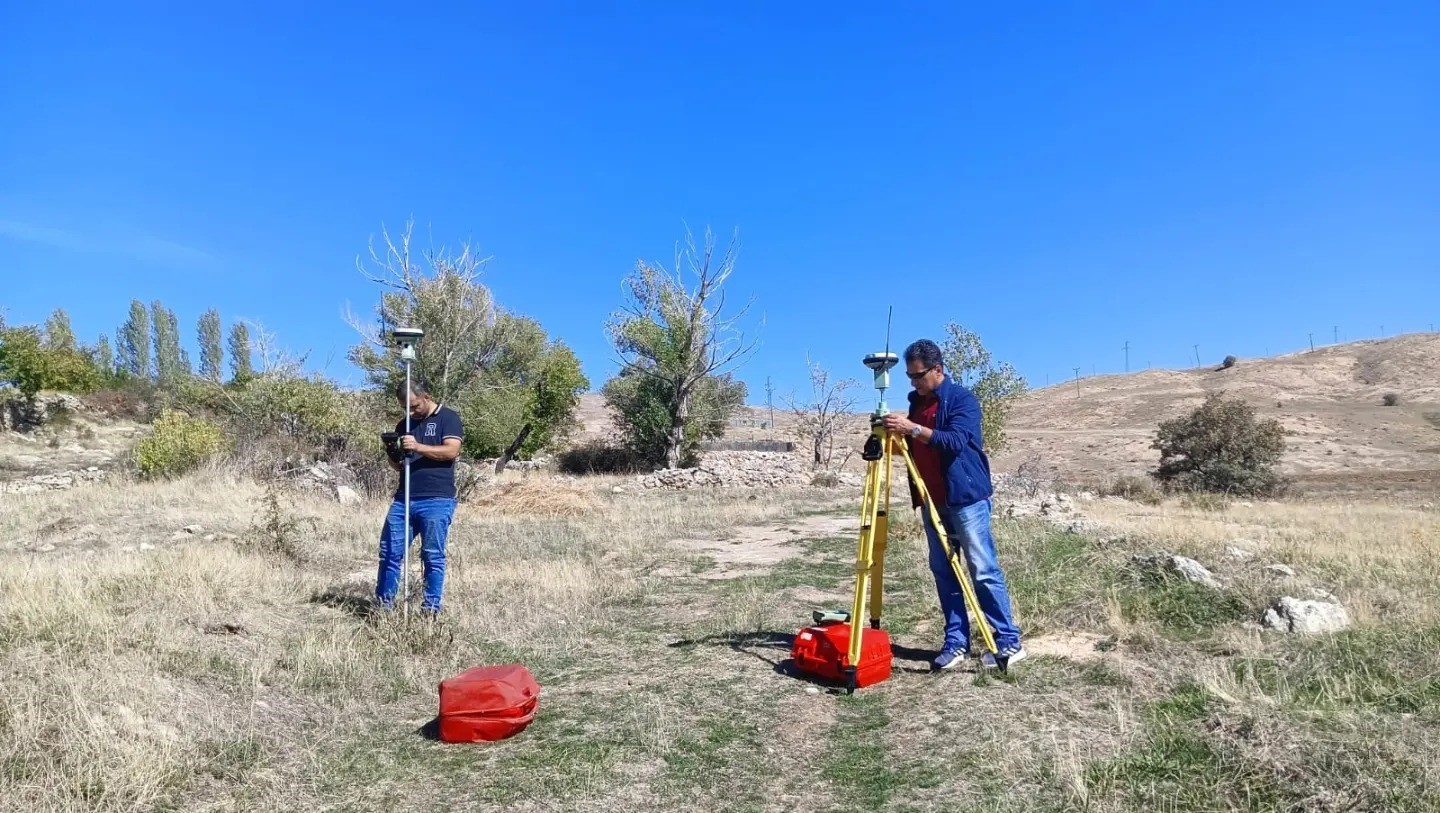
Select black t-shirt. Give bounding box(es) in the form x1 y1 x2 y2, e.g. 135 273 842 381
393 404 464 500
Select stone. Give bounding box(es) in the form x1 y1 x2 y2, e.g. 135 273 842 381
335 485 362 506
1225 545 1257 561
1167 555 1224 589
139 543 156 552
183 524 204 534
1263 597 1351 633
1264 564 1297 578
37 544 56 553
611 486 626 494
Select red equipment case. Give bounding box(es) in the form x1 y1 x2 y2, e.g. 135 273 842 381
791 623 893 688
438 664 540 743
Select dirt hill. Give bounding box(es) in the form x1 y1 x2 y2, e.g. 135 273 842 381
994 333 1440 486
578 335 1440 488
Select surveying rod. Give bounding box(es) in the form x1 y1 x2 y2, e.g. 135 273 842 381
391 326 424 616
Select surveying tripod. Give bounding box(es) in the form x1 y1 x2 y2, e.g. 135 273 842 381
839 350 1003 692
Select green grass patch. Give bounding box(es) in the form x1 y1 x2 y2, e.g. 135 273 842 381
1233 625 1440 714
1086 682 1295 812
1002 521 1120 632
1120 579 1247 639
821 694 943 811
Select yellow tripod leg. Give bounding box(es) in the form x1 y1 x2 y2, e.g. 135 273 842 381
847 451 883 676
867 436 892 629
897 441 999 658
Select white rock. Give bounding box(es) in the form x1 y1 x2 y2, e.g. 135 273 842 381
611 486 626 494
1264 564 1297 578
1263 597 1351 634
1225 545 1257 561
1168 555 1224 589
183 524 204 534
139 543 156 551
335 485 362 506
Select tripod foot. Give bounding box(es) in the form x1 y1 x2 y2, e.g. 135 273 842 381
844 667 858 695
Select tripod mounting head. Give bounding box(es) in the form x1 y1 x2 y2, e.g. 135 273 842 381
389 326 424 361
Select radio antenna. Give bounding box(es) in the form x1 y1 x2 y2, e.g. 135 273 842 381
884 305 892 360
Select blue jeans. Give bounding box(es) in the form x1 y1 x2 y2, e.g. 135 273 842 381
376 497 456 611
922 498 1022 652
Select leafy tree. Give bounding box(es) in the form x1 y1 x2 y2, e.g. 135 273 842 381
198 309 224 381
117 300 149 379
348 220 587 464
92 334 114 378
603 368 746 468
228 322 254 383
940 323 1027 452
606 226 757 468
151 301 188 385
0 325 102 397
1152 393 1287 496
44 309 76 352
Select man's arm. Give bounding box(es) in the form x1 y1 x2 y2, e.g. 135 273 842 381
924 393 982 455
400 435 462 462
880 394 983 453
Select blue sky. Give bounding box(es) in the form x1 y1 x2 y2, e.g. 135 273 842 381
3 3 1437 403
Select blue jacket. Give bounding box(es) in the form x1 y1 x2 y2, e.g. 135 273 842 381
905 376 994 509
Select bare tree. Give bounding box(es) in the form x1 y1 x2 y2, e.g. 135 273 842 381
607 226 759 469
786 357 861 469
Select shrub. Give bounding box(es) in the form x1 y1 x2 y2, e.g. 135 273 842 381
244 481 310 562
1152 393 1287 496
1102 474 1163 505
556 441 645 475
0 326 103 397
134 409 230 478
1220 355 1237 370
1382 393 1401 407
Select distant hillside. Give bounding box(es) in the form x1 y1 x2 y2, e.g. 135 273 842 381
994 334 1440 483
576 335 1440 487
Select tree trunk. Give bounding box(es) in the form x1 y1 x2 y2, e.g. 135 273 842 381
495 423 533 475
664 389 690 469
813 433 823 465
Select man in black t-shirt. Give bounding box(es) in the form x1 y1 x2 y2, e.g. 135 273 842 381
375 378 464 614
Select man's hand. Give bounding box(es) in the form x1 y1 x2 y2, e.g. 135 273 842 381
881 413 916 436
400 434 419 452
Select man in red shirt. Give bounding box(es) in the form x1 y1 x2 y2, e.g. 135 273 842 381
881 339 1025 671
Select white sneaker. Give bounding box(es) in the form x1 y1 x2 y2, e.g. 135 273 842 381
981 645 1027 670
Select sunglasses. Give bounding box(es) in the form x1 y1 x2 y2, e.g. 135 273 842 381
906 366 937 380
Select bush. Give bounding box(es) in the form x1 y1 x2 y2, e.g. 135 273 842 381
134 409 230 478
1152 393 1287 497
556 441 645 475
1220 355 1237 370
0 326 103 397
1101 474 1163 505
1382 393 1401 407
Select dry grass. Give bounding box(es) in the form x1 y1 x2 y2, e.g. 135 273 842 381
3 469 1440 811
470 476 605 518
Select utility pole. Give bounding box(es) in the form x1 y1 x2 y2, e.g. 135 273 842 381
1123 340 1130 373
1073 367 1081 397
1381 325 1386 337
1193 344 1201 368
1333 326 1338 344
1308 333 1314 352
765 376 774 439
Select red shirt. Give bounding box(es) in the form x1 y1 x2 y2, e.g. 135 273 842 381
910 396 947 504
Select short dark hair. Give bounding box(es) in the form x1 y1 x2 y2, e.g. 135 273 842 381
903 339 944 370
396 378 433 401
